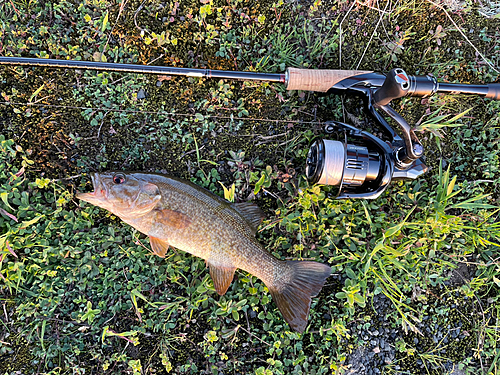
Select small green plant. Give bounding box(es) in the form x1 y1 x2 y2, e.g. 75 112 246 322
128 359 142 375
429 25 447 46
214 298 248 321
335 277 366 315
414 107 472 150
380 27 416 67
251 165 275 195
193 168 221 191
144 31 178 47
80 301 101 324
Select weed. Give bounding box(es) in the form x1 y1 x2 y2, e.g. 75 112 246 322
1 0 500 373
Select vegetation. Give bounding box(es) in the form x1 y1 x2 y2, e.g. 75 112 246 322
0 0 499 374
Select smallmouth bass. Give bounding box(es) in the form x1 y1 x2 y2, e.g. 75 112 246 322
77 172 331 332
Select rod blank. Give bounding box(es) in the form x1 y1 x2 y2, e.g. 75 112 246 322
0 56 285 83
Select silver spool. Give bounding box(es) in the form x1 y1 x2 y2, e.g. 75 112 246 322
317 140 345 186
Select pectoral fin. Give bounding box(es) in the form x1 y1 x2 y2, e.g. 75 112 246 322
208 262 236 295
156 209 191 230
149 236 170 258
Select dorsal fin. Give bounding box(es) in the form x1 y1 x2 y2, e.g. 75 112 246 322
208 261 236 295
232 202 265 235
149 237 170 258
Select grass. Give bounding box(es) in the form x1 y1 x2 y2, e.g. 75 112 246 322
0 0 500 374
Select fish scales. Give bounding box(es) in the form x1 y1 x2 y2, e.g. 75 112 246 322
77 172 332 332
149 177 268 270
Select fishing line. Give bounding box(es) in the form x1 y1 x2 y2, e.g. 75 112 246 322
316 140 345 186
0 100 327 128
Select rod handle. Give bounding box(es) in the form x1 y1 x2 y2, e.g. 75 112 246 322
286 67 372 92
486 83 500 100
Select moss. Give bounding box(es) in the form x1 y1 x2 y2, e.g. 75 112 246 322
0 336 34 374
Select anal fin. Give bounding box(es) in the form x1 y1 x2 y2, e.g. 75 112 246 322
208 262 236 295
149 236 170 258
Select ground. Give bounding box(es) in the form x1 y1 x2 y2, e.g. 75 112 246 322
0 0 500 374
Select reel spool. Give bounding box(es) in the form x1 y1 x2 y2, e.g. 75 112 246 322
306 140 381 187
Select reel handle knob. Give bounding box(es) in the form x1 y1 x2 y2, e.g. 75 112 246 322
373 68 410 105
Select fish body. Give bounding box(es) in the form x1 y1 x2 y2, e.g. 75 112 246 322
77 172 331 332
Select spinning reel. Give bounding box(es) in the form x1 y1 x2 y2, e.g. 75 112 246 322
304 68 497 199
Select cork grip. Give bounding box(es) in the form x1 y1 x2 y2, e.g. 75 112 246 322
286 67 373 92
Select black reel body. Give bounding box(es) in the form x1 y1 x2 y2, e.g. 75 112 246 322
306 119 427 199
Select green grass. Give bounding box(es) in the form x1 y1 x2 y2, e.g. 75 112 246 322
1 0 500 374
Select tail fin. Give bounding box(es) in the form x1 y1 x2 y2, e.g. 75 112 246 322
268 261 332 333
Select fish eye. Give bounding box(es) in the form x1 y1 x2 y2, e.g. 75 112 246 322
113 174 126 184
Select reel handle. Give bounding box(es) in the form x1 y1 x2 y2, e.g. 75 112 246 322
372 67 500 103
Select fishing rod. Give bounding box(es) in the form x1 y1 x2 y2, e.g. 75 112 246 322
1 56 499 199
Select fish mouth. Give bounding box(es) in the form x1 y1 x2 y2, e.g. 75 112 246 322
76 173 107 203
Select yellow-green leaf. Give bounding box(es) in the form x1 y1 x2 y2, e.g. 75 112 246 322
20 214 45 229
101 11 109 32
493 276 500 288
0 192 13 210
102 326 109 343
384 222 404 238
219 182 235 202
29 84 45 103
447 175 457 197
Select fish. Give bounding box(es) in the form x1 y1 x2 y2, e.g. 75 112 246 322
77 172 331 332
